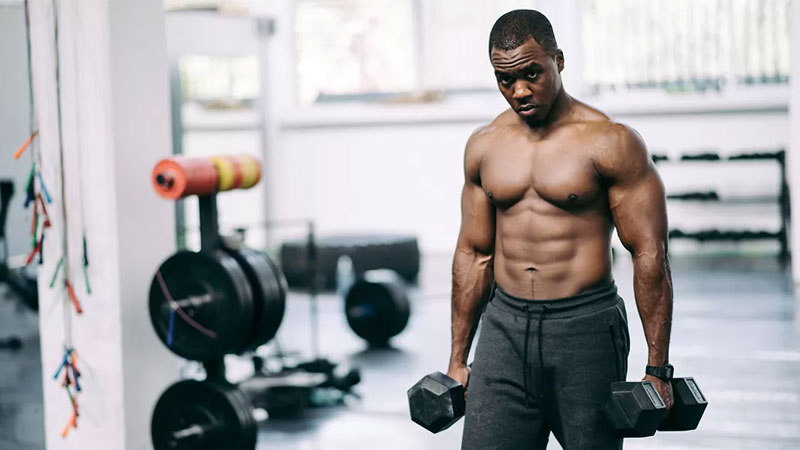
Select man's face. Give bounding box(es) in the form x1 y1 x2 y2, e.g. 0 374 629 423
490 38 564 124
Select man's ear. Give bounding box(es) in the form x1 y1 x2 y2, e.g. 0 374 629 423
555 49 564 72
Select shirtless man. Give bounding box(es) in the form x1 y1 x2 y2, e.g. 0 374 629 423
448 10 674 450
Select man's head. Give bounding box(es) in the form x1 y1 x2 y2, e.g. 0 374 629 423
489 10 564 124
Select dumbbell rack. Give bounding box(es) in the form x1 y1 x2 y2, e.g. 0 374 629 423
653 149 790 264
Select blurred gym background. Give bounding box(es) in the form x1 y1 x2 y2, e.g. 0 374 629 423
0 0 798 449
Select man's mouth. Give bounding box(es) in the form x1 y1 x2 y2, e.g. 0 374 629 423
517 104 539 116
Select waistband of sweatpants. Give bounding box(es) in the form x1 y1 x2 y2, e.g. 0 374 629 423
490 280 620 319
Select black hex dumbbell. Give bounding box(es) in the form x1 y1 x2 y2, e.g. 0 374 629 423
604 377 708 437
604 381 668 437
407 371 466 433
658 377 708 431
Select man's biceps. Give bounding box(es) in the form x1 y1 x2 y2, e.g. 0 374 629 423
456 234 493 256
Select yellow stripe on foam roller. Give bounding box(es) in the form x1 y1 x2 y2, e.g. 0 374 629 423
238 155 261 189
209 156 237 191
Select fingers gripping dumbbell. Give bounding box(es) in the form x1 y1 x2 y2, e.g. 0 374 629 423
603 377 708 437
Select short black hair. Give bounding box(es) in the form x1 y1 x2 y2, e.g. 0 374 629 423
488 9 558 57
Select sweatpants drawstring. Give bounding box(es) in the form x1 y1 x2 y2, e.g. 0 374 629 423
522 305 531 407
538 305 547 400
522 304 547 407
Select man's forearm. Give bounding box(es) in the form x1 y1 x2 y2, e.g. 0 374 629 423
632 249 673 366
449 248 493 368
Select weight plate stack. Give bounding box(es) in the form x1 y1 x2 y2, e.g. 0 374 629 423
151 379 257 450
226 248 287 351
149 250 254 361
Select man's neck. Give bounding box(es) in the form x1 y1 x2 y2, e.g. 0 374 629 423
524 87 572 131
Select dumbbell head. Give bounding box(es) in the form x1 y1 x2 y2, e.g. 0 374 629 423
603 381 668 437
407 371 465 433
659 377 708 431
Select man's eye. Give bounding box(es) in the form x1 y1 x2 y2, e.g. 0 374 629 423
526 72 539 81
498 76 513 86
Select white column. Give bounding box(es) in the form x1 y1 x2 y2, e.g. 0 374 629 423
254 0 295 235
790 0 800 289
28 1 179 449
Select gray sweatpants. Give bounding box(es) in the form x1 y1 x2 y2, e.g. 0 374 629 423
462 282 630 450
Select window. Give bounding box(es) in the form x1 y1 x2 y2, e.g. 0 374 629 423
294 0 417 104
582 0 791 93
293 0 538 103
179 55 259 104
419 0 538 91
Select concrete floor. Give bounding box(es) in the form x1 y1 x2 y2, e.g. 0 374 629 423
2 254 800 449
0 286 43 450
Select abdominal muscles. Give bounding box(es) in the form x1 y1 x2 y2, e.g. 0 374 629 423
493 195 614 300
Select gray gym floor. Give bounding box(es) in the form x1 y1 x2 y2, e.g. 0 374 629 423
1 254 799 449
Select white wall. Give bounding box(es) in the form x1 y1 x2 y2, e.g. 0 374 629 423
791 0 800 285
28 1 179 448
267 99 789 255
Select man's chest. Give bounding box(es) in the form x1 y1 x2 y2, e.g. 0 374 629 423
479 138 604 210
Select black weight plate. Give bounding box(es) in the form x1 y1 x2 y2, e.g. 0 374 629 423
263 251 288 337
345 270 410 345
149 250 253 361
263 251 288 310
227 248 286 351
151 380 256 450
228 383 258 447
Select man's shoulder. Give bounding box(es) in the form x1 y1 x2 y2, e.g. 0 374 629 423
566 109 649 177
467 109 519 147
463 112 518 179
465 111 507 153
566 100 642 146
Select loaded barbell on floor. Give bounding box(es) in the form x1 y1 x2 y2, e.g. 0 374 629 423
151 370 325 450
152 379 259 450
151 363 363 450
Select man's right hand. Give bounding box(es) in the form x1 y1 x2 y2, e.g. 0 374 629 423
447 364 471 392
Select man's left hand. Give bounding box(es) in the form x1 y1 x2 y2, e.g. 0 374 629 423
643 374 674 410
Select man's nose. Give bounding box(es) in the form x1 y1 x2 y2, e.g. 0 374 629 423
511 81 532 99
